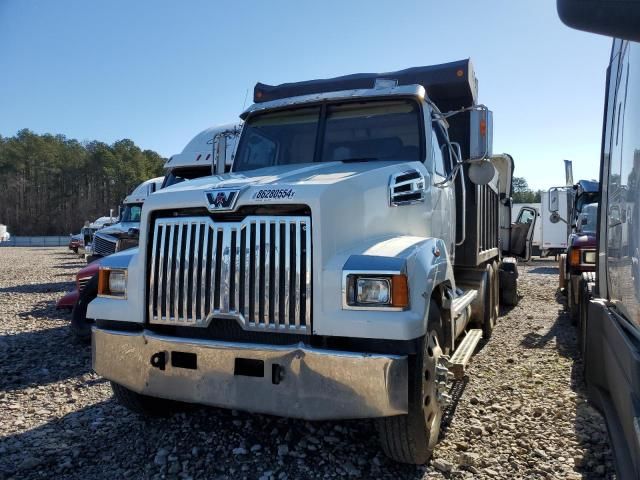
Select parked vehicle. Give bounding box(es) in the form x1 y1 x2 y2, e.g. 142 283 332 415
552 181 600 322
557 1 640 477
58 125 241 338
162 123 242 188
88 60 536 463
90 177 164 262
78 216 116 258
0 224 10 242
541 187 571 257
512 203 541 255
68 233 83 253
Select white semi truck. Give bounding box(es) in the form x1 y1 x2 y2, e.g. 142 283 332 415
88 60 534 464
90 124 242 261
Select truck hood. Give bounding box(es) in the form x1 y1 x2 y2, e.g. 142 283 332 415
96 221 140 238
159 161 404 192
569 233 597 248
143 160 437 265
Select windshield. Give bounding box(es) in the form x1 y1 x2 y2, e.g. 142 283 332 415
162 166 212 188
577 203 598 234
233 99 422 172
120 203 143 223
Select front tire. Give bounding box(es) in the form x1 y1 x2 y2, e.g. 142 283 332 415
71 274 98 343
377 300 447 464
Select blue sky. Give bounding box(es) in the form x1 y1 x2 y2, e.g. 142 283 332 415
0 0 610 190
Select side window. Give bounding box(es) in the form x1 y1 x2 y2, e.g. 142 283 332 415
237 131 277 170
431 128 446 177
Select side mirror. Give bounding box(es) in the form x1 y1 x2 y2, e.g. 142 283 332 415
557 0 640 42
549 189 559 213
581 217 588 225
468 160 496 186
550 212 561 224
213 133 228 175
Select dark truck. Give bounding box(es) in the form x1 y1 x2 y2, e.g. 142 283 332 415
557 1 640 478
554 180 599 322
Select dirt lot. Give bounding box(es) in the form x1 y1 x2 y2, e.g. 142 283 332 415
0 248 616 479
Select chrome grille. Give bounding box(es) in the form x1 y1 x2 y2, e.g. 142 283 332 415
93 234 117 256
148 216 311 333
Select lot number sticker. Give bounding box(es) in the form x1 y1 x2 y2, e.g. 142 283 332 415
252 189 296 201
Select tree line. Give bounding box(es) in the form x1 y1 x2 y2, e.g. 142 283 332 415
512 176 543 204
0 129 165 236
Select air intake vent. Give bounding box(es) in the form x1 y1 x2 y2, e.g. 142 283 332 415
389 169 426 206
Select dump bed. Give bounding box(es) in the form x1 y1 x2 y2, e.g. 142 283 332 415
254 59 477 113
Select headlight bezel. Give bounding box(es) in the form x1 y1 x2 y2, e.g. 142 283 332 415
343 272 409 311
98 267 128 299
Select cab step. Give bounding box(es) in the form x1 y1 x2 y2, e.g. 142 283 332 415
448 328 482 380
450 290 477 320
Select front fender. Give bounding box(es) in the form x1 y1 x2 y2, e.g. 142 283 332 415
317 235 454 341
86 248 142 323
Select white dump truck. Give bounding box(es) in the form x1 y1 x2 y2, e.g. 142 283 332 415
88 60 535 464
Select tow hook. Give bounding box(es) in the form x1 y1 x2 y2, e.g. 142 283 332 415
150 351 166 371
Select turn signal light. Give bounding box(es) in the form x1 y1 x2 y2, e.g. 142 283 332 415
569 249 582 267
391 274 409 308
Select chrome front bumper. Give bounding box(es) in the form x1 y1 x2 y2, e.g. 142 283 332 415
92 328 408 420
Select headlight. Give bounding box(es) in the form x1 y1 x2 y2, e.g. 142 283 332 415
583 250 596 264
357 278 391 304
98 268 127 298
344 274 408 309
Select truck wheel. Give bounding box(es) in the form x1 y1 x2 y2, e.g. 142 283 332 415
558 254 568 293
482 268 494 339
578 273 594 357
492 260 500 319
111 382 179 417
567 278 578 325
499 262 519 307
377 300 447 464
71 274 98 343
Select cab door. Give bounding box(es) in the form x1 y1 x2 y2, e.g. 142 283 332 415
509 207 537 261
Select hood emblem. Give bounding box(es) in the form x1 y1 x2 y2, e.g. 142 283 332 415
205 188 240 212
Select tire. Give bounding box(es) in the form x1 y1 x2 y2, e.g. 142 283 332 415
558 254 568 293
482 267 494 340
377 300 446 464
499 262 519 307
71 274 98 343
111 382 179 417
501 286 518 307
567 277 578 325
578 273 594 357
492 260 500 319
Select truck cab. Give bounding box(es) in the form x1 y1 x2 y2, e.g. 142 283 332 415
554 180 600 321
88 60 528 464
90 177 163 261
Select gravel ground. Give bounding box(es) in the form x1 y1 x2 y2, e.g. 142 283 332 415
0 248 616 479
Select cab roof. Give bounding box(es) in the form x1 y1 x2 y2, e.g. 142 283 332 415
164 123 242 170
